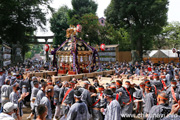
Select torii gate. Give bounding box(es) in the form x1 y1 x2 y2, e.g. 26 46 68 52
28 36 54 44
28 35 54 61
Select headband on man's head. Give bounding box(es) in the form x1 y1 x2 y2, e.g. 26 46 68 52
116 82 122 86
98 87 104 91
171 81 177 84
125 82 131 85
140 84 145 87
74 94 81 98
110 86 116 89
104 94 113 97
47 82 52 85
157 95 168 100
145 80 150 84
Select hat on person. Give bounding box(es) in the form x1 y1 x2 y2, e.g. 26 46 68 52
3 102 17 113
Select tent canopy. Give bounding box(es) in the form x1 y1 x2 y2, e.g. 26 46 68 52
144 49 178 58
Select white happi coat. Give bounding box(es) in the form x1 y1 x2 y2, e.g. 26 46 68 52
104 99 121 120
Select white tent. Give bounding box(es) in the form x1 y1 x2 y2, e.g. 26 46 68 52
144 50 178 58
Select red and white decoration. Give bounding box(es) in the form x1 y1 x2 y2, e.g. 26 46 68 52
172 48 176 53
76 24 82 32
100 44 105 51
44 44 49 52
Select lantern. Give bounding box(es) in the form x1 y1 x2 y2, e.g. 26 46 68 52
100 44 105 51
76 24 82 32
80 56 83 62
65 55 68 62
44 44 49 52
69 55 72 62
61 55 64 62
172 48 176 53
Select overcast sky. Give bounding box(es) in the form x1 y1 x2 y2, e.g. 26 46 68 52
35 0 180 37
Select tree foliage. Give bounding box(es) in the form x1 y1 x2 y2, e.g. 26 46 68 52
98 23 131 50
50 0 99 45
67 0 99 44
105 0 169 60
0 0 53 58
50 6 69 47
164 22 180 48
25 44 43 59
153 22 180 49
153 30 168 49
78 13 100 44
68 0 97 19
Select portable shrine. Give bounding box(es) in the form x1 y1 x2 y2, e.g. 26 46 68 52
51 25 100 75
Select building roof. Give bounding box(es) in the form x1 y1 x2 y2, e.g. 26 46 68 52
151 50 168 58
104 44 119 48
98 17 106 20
161 50 178 57
144 49 178 58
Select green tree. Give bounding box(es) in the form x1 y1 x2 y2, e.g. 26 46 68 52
79 13 100 44
68 13 100 44
98 23 131 50
67 0 99 44
50 0 98 45
25 51 32 59
110 28 131 51
50 6 69 46
25 44 44 59
105 0 169 60
0 0 53 59
68 0 97 19
164 22 180 48
153 22 180 49
98 23 113 45
153 31 168 49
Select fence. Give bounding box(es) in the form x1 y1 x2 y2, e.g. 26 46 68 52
143 57 180 63
117 51 132 62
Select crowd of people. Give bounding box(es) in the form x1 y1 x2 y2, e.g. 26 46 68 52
1 60 180 120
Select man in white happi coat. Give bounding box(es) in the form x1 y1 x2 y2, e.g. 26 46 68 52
101 89 121 120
